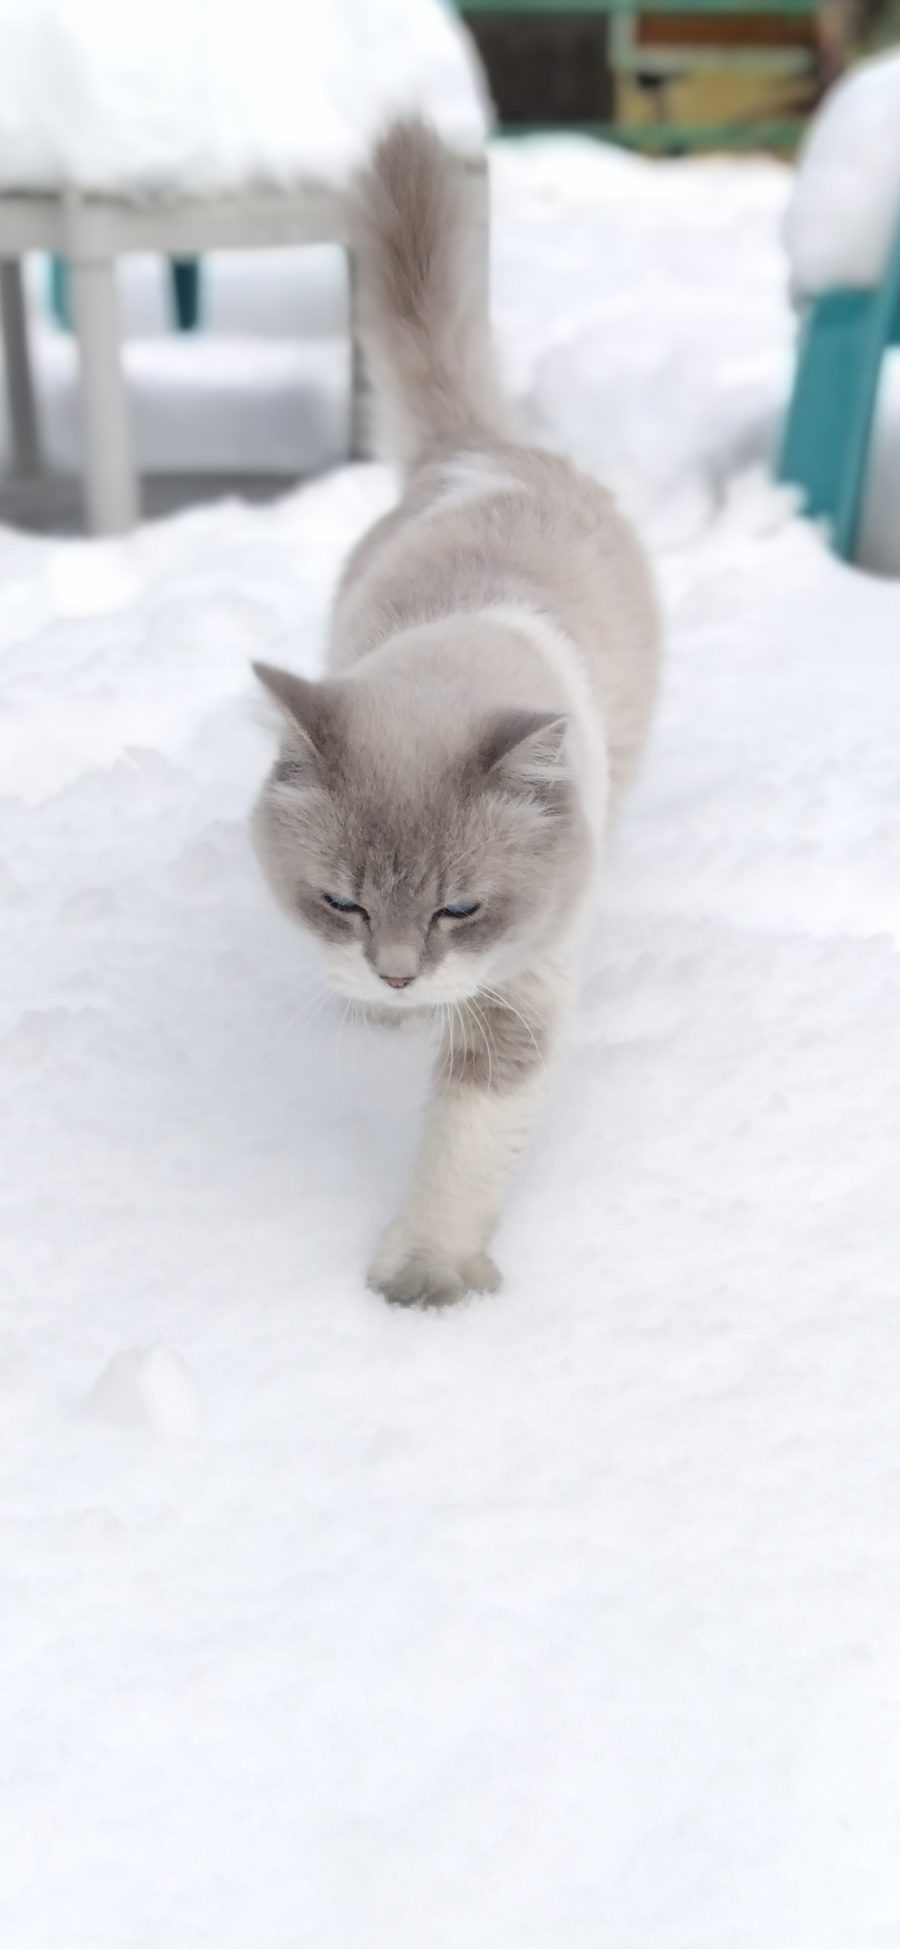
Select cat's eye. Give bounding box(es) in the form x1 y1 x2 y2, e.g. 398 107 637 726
323 891 367 918
435 901 481 921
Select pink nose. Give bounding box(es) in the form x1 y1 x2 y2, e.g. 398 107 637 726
381 974 415 989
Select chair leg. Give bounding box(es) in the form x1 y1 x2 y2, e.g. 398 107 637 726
837 220 900 558
49 256 72 330
779 289 880 560
69 256 140 535
0 258 42 475
170 258 201 331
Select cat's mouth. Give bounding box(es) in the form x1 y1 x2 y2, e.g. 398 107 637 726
330 972 481 1015
329 972 424 1011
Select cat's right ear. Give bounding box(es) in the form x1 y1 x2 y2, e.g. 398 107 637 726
253 663 334 775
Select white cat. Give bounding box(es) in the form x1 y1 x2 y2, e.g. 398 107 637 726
253 118 660 1306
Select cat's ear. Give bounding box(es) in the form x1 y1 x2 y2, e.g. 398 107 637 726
253 663 334 773
480 710 569 793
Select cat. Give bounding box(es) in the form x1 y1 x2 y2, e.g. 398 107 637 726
252 117 660 1307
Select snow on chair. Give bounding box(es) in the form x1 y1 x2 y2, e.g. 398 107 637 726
779 50 900 560
0 0 489 536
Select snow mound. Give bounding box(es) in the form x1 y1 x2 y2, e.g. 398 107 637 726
88 1347 204 1444
492 139 793 546
785 50 900 294
0 0 489 195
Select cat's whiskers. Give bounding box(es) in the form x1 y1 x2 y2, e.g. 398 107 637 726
443 1000 456 1083
258 970 321 1018
354 1001 379 1049
480 984 541 1062
463 995 494 1093
335 998 356 1099
267 983 334 1046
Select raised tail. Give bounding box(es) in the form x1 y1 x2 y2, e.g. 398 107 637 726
351 117 512 467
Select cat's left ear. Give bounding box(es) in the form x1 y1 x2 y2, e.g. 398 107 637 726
253 663 335 771
481 709 569 792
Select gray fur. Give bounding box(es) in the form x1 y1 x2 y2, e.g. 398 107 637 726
349 117 511 465
442 993 549 1093
252 118 661 1306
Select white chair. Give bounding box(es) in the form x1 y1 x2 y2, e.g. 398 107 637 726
0 188 369 532
0 0 489 533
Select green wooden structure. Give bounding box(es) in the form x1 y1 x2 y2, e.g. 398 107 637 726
779 221 900 559
456 0 819 153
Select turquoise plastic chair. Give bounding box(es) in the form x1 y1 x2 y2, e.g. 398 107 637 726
48 255 201 332
779 216 900 560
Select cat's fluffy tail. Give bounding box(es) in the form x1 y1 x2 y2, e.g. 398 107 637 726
351 117 512 466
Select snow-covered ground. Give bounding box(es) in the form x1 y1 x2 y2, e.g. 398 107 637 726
3 139 900 1949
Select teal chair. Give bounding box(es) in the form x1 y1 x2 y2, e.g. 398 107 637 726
778 217 900 560
49 255 201 332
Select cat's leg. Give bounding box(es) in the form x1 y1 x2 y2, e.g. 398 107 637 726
367 963 573 1307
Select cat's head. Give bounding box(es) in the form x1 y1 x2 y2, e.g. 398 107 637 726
251 660 589 1010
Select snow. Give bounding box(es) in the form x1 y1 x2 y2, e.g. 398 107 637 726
4 136 900 1948
785 50 900 295
89 1346 204 1444
0 0 488 195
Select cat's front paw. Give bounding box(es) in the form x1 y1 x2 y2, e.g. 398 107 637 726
367 1232 502 1309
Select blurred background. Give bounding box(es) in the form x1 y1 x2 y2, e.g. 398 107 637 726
0 0 898 557
459 0 894 149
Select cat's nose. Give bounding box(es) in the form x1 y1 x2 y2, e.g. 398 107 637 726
380 973 416 990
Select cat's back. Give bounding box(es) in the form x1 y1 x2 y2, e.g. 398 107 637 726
524 448 661 796
331 440 660 794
